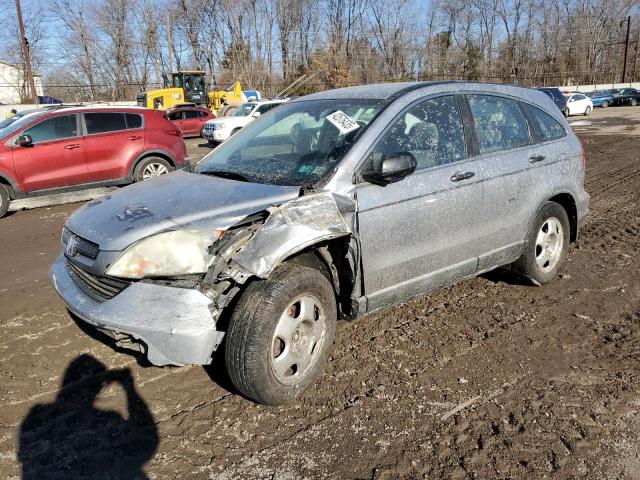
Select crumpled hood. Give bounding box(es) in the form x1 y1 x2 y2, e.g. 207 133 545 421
66 170 301 251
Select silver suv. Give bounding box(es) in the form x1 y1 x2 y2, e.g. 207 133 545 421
50 82 589 405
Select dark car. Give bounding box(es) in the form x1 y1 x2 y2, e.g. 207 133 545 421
536 88 568 116
611 88 640 106
0 106 188 217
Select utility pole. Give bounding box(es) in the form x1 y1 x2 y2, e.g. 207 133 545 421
15 0 38 105
166 14 173 77
622 16 631 84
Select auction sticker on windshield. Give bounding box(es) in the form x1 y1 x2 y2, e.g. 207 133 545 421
326 110 360 134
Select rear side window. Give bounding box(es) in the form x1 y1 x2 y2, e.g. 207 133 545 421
85 112 127 134
521 103 565 142
23 114 78 143
184 110 199 119
468 95 530 154
166 111 182 121
125 113 142 129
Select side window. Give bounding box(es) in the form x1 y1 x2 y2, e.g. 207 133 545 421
368 95 466 172
23 114 78 143
257 104 276 114
468 95 530 154
521 103 565 142
125 113 142 129
184 110 199 119
166 111 183 121
84 112 127 134
198 111 209 118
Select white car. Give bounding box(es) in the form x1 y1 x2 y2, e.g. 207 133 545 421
564 93 593 116
202 99 289 143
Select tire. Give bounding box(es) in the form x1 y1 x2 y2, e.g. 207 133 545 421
224 263 337 405
631 98 638 107
513 201 570 286
601 100 609 108
230 128 241 137
584 106 591 116
133 156 174 182
0 184 10 218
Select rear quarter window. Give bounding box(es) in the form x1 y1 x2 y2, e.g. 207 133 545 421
125 113 143 129
521 103 566 142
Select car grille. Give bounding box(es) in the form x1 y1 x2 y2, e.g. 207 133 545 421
62 227 100 259
66 259 130 302
203 123 215 132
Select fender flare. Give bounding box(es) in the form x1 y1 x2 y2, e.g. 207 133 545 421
0 172 20 198
524 190 578 245
128 149 178 177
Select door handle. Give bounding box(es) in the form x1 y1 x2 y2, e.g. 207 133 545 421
450 171 475 182
128 135 142 140
64 144 81 150
529 155 545 163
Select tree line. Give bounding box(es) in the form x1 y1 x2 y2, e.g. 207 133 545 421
1 0 639 102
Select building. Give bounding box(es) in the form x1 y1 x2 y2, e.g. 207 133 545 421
0 60 43 104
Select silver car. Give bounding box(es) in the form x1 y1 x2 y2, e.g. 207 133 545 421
50 82 589 405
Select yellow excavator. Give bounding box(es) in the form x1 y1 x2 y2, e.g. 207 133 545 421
136 71 245 114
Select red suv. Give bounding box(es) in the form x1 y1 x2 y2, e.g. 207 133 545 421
166 106 215 138
0 106 188 217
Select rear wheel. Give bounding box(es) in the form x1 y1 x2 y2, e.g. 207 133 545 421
584 106 592 116
0 184 10 218
224 263 337 405
601 100 609 108
133 157 174 182
513 202 570 285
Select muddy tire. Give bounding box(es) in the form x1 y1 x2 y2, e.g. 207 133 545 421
224 263 337 405
513 202 570 285
0 184 9 218
133 157 173 182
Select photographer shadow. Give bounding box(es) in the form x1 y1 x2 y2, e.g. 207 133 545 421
18 354 158 480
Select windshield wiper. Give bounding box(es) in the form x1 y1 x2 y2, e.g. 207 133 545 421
200 170 251 182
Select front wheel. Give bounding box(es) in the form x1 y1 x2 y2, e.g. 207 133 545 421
224 263 337 405
601 100 609 108
512 202 570 285
584 106 592 116
133 157 174 182
0 184 10 218
631 98 638 107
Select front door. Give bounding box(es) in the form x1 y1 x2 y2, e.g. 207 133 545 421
355 95 485 311
12 113 88 191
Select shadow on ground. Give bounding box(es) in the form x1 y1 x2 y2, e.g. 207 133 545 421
18 354 159 479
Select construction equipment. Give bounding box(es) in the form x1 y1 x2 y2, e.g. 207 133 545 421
136 71 246 115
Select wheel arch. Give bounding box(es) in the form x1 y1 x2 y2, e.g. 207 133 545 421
528 192 578 244
0 173 19 199
129 150 177 177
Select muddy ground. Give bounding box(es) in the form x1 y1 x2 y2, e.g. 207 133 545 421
1 107 639 479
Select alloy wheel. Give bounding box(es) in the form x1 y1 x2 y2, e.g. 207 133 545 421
535 217 564 273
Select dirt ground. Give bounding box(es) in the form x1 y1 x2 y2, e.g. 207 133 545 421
1 107 639 479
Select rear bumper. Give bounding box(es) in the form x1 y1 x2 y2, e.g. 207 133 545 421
49 254 225 366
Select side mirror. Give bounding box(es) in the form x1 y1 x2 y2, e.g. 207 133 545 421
18 134 33 147
362 152 417 185
252 111 261 118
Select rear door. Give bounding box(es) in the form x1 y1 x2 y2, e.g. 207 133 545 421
464 94 539 270
167 110 186 134
11 113 88 191
82 112 144 181
356 94 486 310
181 110 202 136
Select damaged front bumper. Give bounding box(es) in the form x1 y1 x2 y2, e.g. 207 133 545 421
49 254 225 366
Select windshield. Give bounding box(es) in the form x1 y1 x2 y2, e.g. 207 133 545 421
233 103 256 117
0 111 47 139
196 98 385 186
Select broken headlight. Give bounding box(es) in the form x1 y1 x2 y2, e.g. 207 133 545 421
106 230 224 279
